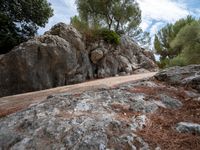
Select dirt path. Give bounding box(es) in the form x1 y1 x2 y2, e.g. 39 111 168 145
0 72 156 117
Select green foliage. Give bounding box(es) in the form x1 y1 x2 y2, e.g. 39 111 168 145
171 21 200 65
70 15 101 44
100 29 120 45
156 58 170 69
154 16 200 68
154 35 163 55
0 0 53 54
70 15 89 33
70 17 120 45
74 0 150 47
154 16 196 60
168 55 187 67
128 28 151 49
75 0 141 34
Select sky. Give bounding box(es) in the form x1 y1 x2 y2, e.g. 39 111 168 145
38 0 200 37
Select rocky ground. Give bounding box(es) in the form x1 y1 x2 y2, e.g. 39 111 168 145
0 65 200 150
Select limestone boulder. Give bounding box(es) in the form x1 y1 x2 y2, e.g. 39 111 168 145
0 34 92 97
45 23 85 51
90 48 104 64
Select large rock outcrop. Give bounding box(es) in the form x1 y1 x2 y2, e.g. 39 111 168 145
0 23 158 97
0 65 199 149
0 35 93 97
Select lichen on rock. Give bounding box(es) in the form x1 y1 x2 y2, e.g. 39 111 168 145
0 65 200 149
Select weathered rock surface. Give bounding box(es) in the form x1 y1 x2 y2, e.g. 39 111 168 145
155 65 200 92
0 84 155 149
176 122 200 135
159 94 183 109
0 23 158 97
0 65 200 149
44 23 85 51
90 48 104 64
0 35 93 97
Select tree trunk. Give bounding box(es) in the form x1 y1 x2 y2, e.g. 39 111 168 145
115 21 120 32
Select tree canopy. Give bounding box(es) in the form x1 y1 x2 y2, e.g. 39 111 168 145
74 0 151 47
0 0 53 54
170 21 200 66
76 0 141 33
154 16 199 68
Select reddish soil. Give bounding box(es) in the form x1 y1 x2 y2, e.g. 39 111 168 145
131 85 200 150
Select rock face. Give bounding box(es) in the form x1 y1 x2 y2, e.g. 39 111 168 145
155 65 200 92
0 87 153 149
0 35 92 97
0 23 158 97
0 65 200 149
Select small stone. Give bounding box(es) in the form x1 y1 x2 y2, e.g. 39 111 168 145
159 95 183 109
90 48 104 64
52 108 60 116
131 115 147 131
176 122 200 135
47 95 54 99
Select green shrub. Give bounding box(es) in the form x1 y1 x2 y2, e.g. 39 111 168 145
99 29 120 45
156 58 170 69
70 16 101 43
70 16 120 45
168 55 187 67
70 15 88 33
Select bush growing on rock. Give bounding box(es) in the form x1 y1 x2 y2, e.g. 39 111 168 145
73 0 150 47
100 29 120 45
70 15 89 33
70 16 100 43
70 17 120 45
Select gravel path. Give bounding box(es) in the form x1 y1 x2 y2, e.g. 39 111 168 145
0 72 156 117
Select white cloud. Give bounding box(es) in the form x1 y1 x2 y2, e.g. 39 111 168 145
137 0 189 23
150 22 165 36
38 0 77 34
136 0 191 40
149 22 166 49
140 20 152 31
